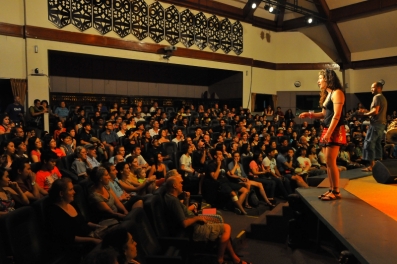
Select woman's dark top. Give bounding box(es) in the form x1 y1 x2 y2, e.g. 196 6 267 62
46 203 91 248
153 164 165 179
322 90 345 128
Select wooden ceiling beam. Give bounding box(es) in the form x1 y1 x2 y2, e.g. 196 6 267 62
276 0 287 28
315 0 351 65
282 17 309 31
330 0 397 22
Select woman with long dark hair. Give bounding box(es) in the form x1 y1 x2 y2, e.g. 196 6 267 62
0 140 15 171
299 69 346 200
28 136 42 163
0 167 29 214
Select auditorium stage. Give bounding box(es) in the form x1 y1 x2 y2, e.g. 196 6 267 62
296 173 397 264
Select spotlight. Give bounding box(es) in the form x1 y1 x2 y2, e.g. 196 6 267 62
307 17 313 24
269 6 274 12
252 3 257 9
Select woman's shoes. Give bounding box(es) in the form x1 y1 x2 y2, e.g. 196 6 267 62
318 189 332 199
266 202 276 209
321 190 341 201
244 205 253 209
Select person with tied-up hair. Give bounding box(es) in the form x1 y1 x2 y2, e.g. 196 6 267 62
89 166 129 221
45 178 101 260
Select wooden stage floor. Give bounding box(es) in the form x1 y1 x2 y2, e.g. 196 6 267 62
296 174 397 264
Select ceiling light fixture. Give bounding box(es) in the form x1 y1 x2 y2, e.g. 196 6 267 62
252 3 257 9
261 0 326 22
307 17 313 24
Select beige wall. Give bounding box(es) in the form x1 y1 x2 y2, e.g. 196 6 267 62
0 0 24 25
345 66 397 93
0 35 26 78
1 0 395 111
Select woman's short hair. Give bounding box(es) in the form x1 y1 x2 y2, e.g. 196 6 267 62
48 178 72 203
75 146 85 158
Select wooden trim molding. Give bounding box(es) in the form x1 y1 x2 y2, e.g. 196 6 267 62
275 63 340 70
0 23 358 71
0 22 24 38
351 56 397 70
24 25 252 66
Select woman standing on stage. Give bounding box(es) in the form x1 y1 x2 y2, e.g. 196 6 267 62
299 69 346 200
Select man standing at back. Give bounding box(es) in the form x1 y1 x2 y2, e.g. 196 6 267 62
360 81 388 172
6 96 24 126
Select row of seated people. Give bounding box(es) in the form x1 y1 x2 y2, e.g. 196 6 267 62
0 160 251 264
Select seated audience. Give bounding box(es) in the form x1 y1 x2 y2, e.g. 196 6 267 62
0 140 15 171
28 136 42 163
86 143 101 168
104 162 144 211
148 152 167 185
0 167 29 214
43 135 66 158
249 152 276 200
54 120 66 141
59 132 74 156
164 175 251 264
115 161 150 202
45 178 101 258
263 148 291 198
227 152 274 208
276 147 308 188
0 114 12 134
89 167 129 221
71 146 92 180
101 121 119 158
12 137 28 158
10 158 47 204
100 227 140 264
36 151 62 191
207 149 248 215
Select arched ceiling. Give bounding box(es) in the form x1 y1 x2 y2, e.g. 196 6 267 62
160 0 397 68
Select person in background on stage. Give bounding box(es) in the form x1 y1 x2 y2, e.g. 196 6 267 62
358 81 388 172
299 69 346 201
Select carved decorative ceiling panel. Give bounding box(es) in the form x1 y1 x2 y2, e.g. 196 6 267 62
48 0 71 29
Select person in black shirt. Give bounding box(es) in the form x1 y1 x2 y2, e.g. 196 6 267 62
5 96 24 126
79 122 93 146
